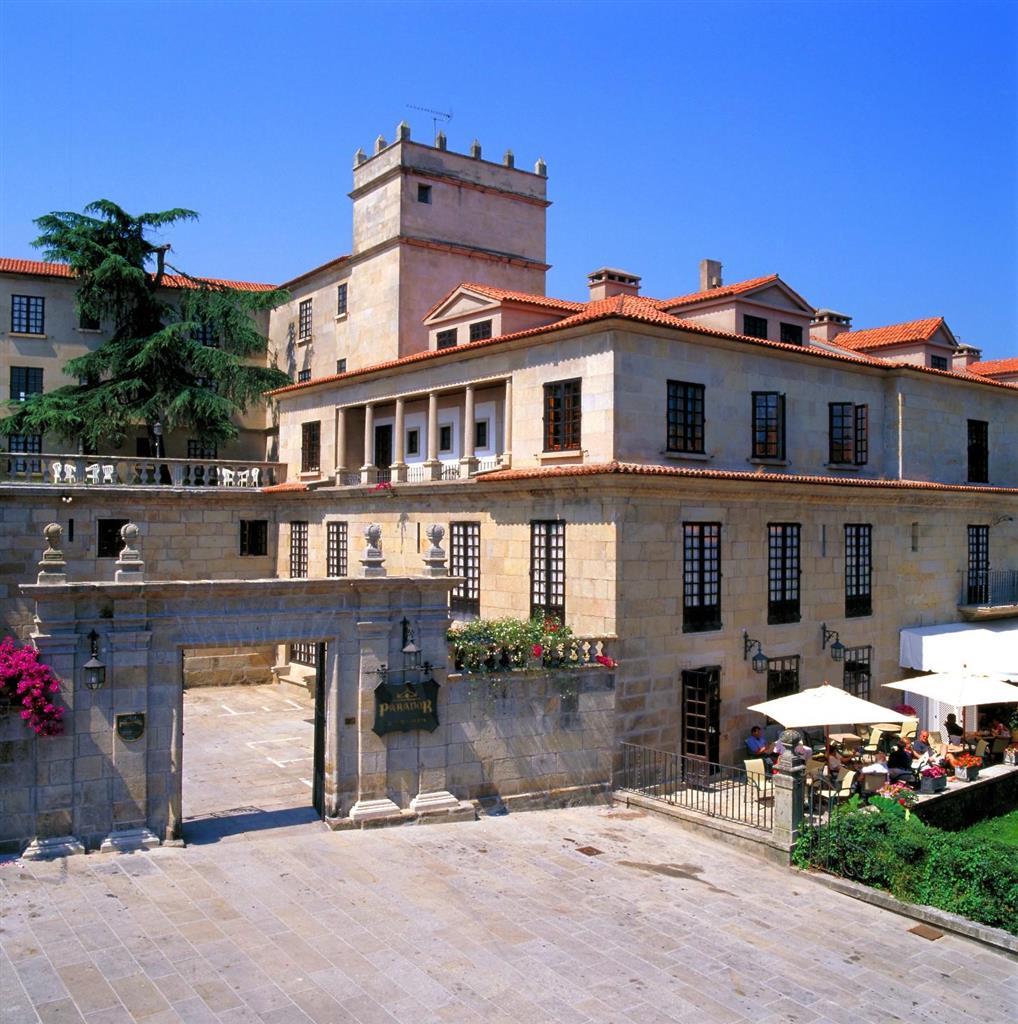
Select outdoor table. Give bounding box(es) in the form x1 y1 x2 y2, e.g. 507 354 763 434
829 732 861 746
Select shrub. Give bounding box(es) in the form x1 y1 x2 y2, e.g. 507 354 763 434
0 637 65 736
447 616 586 673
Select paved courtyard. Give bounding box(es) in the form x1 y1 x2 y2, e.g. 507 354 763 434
3 793 1015 1024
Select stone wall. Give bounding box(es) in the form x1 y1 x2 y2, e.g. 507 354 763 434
382 668 615 811
182 646 276 689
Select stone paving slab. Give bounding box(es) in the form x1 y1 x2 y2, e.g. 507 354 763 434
2 804 1015 1023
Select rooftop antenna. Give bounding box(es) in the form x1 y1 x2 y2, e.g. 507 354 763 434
407 103 453 139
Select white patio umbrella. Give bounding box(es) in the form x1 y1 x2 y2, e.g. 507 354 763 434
883 673 1018 733
747 683 908 731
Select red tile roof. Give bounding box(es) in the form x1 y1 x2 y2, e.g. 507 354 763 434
834 317 945 352
422 281 585 321
967 358 1018 378
260 481 310 493
656 274 782 309
0 257 276 292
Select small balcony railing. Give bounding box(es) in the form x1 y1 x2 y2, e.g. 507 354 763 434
962 570 1018 608
1 453 284 488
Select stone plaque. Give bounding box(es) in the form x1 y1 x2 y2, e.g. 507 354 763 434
116 712 145 743
373 678 439 736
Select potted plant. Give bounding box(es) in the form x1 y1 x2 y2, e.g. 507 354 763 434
953 753 982 782
1003 744 1018 766
918 763 948 794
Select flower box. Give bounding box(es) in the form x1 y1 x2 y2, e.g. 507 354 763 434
1004 748 1017 766
954 765 980 782
919 774 947 794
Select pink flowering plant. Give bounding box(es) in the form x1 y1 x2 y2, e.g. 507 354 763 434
0 637 65 737
920 764 947 779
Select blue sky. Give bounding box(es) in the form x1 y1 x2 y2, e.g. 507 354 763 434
1 1 1015 358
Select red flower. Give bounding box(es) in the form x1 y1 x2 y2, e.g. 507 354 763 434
532 644 543 658
595 654 616 669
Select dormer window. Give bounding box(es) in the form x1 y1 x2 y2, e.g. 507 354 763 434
743 314 768 339
931 355 948 370
780 323 803 345
469 320 492 342
437 328 457 349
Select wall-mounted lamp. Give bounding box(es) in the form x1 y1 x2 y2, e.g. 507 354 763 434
821 623 845 662
990 515 1014 528
83 629 106 690
743 632 768 674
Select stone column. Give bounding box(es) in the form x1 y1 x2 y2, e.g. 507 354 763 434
772 730 806 858
359 403 375 485
348 620 401 823
424 391 442 481
502 377 513 468
460 385 478 476
391 397 407 482
334 407 347 481
322 639 342 819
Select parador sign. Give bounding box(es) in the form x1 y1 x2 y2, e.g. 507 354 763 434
372 678 440 736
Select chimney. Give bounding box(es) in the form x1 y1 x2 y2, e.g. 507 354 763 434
699 259 722 291
810 308 853 343
587 267 641 301
952 343 982 370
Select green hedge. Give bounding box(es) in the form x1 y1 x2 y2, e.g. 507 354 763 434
448 616 581 673
793 804 1018 934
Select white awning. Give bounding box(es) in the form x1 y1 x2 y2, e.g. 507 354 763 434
899 620 1018 680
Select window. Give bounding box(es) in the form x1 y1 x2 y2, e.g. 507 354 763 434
301 421 321 472
845 524 873 617
469 320 492 342
767 523 801 624
780 323 803 345
187 439 218 459
743 314 768 339
289 642 317 667
192 322 218 347
843 646 872 700
474 420 488 449
298 299 312 341
451 522 481 617
543 379 582 451
417 184 432 204
10 366 43 401
336 283 348 316
97 519 130 558
967 524 989 604
531 520 565 620
752 392 785 459
683 522 721 632
336 358 347 374
240 520 268 556
406 428 420 457
7 433 42 474
666 381 705 454
78 310 100 330
766 655 800 701
828 403 868 465
327 521 348 577
297 369 311 383
289 521 308 578
930 355 949 370
439 424 453 453
436 328 457 349
11 295 44 334
967 419 988 483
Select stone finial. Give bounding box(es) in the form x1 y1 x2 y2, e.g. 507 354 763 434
534 157 547 177
354 147 367 166
374 135 387 155
361 523 385 577
396 120 411 141
114 522 144 583
422 523 447 578
435 130 447 151
503 149 514 168
470 139 482 160
37 523 67 584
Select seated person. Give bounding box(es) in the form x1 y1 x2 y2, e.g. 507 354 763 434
793 739 813 758
911 730 934 758
990 719 1008 737
745 726 775 769
887 739 915 783
861 750 889 775
826 743 843 783
944 713 964 740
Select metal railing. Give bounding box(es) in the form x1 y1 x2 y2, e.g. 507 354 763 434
1 453 283 488
962 570 1018 607
616 742 773 830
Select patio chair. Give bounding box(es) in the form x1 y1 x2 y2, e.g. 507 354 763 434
219 467 235 486
974 739 988 760
900 718 918 741
250 467 261 487
861 727 884 760
861 771 886 795
101 464 116 483
822 770 856 806
50 461 64 483
85 464 100 484
743 759 773 801
990 737 1008 761
928 730 944 747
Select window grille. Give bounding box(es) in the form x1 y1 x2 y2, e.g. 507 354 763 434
289 521 308 578
451 522 481 616
10 366 43 401
543 379 581 451
436 328 457 349
683 522 721 632
327 521 348 577
289 642 318 666
187 439 218 459
752 392 785 459
967 524 989 603
845 523 873 617
843 646 872 699
301 421 321 472
530 520 565 620
337 284 348 315
11 295 44 334
779 322 803 345
768 523 801 624
469 320 492 342
7 433 42 474
930 355 948 370
828 403 868 464
767 655 800 701
667 381 705 453
297 369 311 383
298 299 313 340
240 520 268 556
743 314 768 338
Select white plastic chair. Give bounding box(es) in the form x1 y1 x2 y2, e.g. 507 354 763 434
101 464 116 483
62 462 77 483
235 468 250 487
50 462 64 483
85 464 100 484
219 467 235 486
250 467 261 487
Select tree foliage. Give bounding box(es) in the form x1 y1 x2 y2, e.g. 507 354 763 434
1 200 290 452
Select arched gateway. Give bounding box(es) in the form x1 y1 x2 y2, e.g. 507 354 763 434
7 523 459 856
